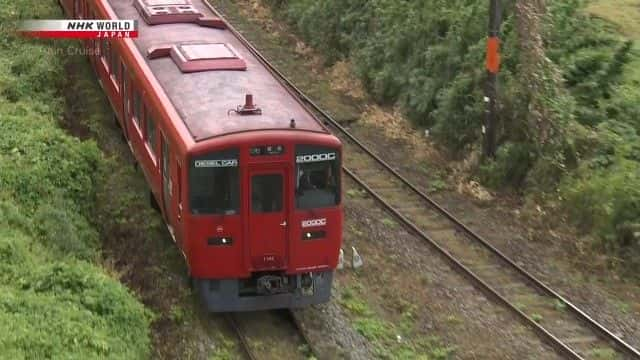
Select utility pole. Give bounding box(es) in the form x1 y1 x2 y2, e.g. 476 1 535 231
484 0 502 159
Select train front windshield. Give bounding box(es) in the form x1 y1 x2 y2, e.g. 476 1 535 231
295 145 341 210
189 150 240 215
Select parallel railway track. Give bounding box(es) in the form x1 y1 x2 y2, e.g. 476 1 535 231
207 2 640 359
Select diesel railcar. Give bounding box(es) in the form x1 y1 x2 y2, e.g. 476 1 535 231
59 0 343 312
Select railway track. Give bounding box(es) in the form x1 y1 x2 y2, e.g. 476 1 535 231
226 314 258 360
226 310 317 360
206 2 640 359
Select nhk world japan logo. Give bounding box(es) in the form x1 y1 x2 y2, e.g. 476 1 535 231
19 20 138 39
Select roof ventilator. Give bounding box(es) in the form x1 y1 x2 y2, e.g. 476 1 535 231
147 42 247 73
135 0 226 29
228 94 263 116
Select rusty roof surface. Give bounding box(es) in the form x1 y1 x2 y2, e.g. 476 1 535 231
108 0 326 141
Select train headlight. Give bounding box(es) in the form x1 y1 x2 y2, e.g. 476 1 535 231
208 237 233 246
301 231 326 241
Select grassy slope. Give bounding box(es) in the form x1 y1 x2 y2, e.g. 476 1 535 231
0 2 152 358
587 0 640 86
587 0 640 39
553 1 640 270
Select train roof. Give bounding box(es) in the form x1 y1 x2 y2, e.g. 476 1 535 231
108 0 327 142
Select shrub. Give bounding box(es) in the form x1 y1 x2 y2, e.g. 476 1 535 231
560 121 640 268
478 142 534 188
0 1 152 357
265 0 640 270
33 201 99 261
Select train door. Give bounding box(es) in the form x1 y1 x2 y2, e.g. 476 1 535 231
248 166 288 270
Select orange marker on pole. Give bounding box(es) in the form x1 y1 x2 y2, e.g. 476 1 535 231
486 36 501 74
484 0 502 159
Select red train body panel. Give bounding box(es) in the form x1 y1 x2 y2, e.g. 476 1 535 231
60 0 343 311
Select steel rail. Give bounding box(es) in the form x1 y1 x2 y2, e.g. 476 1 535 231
225 314 258 360
287 310 319 359
344 167 582 359
205 2 640 358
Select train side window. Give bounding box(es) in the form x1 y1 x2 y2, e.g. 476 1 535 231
74 0 83 19
177 161 183 220
177 162 182 204
110 44 120 86
189 150 239 215
122 65 130 119
145 109 157 157
100 40 109 65
132 90 142 129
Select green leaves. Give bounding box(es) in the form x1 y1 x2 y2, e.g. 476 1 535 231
0 1 151 358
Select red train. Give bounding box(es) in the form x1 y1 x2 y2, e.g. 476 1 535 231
60 0 343 311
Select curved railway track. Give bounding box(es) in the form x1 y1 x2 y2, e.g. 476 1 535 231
226 310 317 360
206 2 640 359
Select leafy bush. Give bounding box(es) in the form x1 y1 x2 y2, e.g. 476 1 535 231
266 0 500 152
265 0 640 270
0 1 153 357
33 201 99 261
560 121 640 268
479 142 534 188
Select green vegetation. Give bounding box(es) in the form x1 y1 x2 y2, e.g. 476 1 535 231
553 299 567 311
340 286 454 359
264 0 640 272
530 313 543 323
589 347 618 360
0 2 152 358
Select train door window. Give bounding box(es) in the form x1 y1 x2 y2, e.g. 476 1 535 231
295 145 341 209
251 174 283 213
189 150 239 215
145 109 157 158
132 90 142 129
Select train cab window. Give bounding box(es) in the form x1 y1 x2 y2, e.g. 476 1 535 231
145 110 156 156
189 150 240 215
295 146 341 210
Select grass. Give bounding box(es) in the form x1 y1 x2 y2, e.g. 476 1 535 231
554 299 567 311
208 336 237 360
530 313 544 323
339 285 454 359
381 217 397 228
586 0 640 91
589 347 618 360
0 1 153 356
586 0 640 39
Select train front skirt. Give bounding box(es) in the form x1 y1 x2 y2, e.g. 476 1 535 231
195 271 334 312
